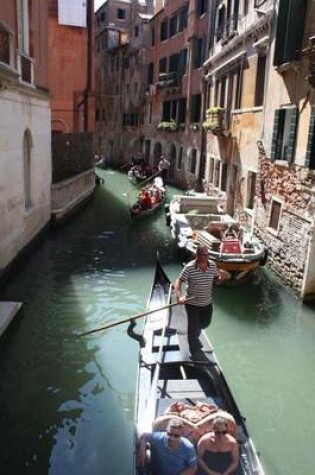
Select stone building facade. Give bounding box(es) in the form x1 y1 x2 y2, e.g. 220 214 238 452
0 0 51 276
253 0 315 300
94 0 155 164
201 0 315 300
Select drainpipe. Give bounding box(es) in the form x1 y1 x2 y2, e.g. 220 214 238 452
195 75 208 192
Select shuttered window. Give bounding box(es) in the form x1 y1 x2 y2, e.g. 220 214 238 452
270 107 298 163
269 199 282 232
273 0 306 66
305 106 315 169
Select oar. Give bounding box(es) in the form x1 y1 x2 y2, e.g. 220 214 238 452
77 297 193 337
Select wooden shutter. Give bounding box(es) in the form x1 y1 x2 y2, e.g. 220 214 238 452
285 107 298 163
270 109 285 160
273 0 289 66
305 105 315 169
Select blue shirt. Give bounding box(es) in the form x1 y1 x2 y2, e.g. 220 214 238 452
147 431 196 475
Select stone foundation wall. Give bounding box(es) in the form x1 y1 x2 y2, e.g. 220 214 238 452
256 157 315 298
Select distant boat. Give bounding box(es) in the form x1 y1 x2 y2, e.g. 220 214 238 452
165 194 268 282
130 177 166 220
129 258 266 474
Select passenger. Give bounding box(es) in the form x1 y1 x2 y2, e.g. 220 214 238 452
197 416 239 475
138 417 197 475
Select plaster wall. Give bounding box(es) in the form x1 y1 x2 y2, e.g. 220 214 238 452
0 89 51 272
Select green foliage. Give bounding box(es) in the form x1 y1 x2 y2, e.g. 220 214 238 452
157 120 178 131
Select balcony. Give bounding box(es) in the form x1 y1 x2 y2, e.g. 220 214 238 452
202 107 226 135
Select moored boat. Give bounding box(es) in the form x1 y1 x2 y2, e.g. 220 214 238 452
129 259 265 475
165 194 267 282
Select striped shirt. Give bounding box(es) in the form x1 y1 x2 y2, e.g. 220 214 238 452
179 259 219 307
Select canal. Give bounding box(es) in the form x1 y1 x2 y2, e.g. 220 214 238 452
0 169 315 475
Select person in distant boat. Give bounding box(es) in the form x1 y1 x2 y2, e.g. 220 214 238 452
158 155 170 185
173 245 228 358
138 417 197 475
197 415 239 475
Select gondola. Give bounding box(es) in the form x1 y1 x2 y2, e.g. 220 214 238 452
130 177 166 220
129 259 265 474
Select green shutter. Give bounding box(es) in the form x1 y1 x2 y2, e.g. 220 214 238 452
284 0 307 64
273 0 288 66
285 106 298 163
305 105 315 169
270 109 285 160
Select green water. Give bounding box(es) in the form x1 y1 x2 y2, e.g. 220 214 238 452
0 169 315 474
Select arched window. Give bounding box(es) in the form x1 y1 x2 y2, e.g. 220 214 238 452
23 129 32 208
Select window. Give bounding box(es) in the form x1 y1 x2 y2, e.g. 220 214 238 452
254 55 266 107
270 107 298 162
23 129 32 209
234 67 243 109
179 6 188 31
0 23 12 66
306 105 315 169
190 94 202 123
178 147 183 170
179 49 188 75
209 158 215 183
214 160 220 188
169 53 180 73
269 199 282 232
221 162 228 192
178 98 186 124
273 0 306 66
190 149 197 174
194 37 204 68
246 171 257 209
151 27 155 46
148 62 154 84
196 0 207 16
134 26 139 37
159 57 167 73
169 15 178 37
160 19 168 41
117 9 126 20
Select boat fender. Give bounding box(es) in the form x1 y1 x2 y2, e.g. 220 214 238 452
259 246 269 266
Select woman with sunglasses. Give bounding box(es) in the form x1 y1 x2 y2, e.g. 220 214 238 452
197 416 239 475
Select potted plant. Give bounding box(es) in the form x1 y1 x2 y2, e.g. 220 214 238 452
157 120 178 132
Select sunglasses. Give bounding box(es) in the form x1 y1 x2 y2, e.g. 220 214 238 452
214 430 227 436
167 432 181 439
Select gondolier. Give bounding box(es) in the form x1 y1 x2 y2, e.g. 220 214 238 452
158 155 170 185
174 245 227 357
